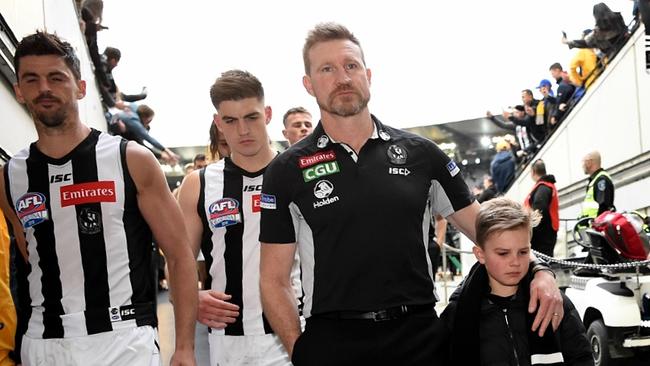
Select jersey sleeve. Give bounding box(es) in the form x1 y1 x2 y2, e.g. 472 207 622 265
426 141 475 218
259 157 296 244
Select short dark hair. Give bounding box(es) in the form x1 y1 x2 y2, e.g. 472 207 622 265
103 47 121 62
549 62 563 71
522 89 533 97
531 159 547 176
282 106 311 127
14 31 81 80
303 22 365 75
193 153 206 164
209 70 264 110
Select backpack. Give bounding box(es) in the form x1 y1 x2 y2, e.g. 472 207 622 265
592 211 650 260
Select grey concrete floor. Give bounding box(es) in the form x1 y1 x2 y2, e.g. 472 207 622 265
157 290 210 365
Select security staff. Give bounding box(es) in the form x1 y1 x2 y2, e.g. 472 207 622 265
258 22 563 366
524 160 559 257
580 151 614 218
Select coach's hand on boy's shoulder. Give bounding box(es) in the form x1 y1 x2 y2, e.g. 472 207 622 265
529 270 564 337
197 290 240 329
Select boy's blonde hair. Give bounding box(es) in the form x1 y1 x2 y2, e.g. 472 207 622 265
475 197 541 248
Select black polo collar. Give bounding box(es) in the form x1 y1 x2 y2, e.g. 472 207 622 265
309 114 392 150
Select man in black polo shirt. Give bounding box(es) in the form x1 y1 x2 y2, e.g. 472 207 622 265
259 22 563 365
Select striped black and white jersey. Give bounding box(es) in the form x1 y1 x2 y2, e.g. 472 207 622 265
3 129 156 339
198 158 301 336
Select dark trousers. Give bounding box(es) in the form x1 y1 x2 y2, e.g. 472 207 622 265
292 312 447 366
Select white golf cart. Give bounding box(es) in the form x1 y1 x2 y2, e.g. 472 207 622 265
558 214 650 366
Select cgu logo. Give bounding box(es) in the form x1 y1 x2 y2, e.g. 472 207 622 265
303 161 340 182
50 173 72 183
243 184 263 192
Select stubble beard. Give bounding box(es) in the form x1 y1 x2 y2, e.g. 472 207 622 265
35 108 68 128
320 87 370 118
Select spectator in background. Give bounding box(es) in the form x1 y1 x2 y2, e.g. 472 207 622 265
80 0 105 90
563 2 628 60
193 153 208 170
208 122 230 160
637 0 650 73
98 47 147 110
535 79 556 131
471 185 483 198
524 160 559 257
548 63 575 125
486 107 534 160
111 104 179 165
569 29 599 89
282 107 314 145
490 140 516 194
477 175 498 203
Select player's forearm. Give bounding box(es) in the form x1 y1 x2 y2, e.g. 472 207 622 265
261 279 301 356
167 252 198 351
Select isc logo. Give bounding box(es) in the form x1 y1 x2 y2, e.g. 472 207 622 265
120 308 135 316
50 173 72 183
243 185 263 192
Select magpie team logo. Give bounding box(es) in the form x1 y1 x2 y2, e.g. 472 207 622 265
15 192 49 229
317 135 330 149
78 208 102 235
387 145 407 165
208 198 242 228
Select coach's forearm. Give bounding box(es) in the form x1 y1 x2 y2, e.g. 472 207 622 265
261 279 302 356
167 253 198 352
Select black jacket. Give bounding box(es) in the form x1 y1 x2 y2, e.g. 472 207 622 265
551 78 576 122
441 263 593 366
529 175 558 256
477 185 498 203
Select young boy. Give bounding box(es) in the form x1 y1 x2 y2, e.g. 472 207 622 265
442 198 593 366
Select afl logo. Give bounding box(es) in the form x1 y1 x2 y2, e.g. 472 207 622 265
15 192 49 228
208 198 241 228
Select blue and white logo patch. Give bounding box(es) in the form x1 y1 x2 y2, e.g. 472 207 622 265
446 160 460 177
208 198 241 228
260 194 277 210
15 192 49 229
597 180 606 191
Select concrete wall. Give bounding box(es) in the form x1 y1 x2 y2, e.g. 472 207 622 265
1 0 106 156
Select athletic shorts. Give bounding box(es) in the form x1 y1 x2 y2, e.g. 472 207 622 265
208 332 291 366
21 325 160 366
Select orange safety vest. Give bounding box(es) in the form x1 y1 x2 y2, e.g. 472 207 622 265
524 180 560 231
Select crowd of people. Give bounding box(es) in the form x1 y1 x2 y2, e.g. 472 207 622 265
483 2 636 195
